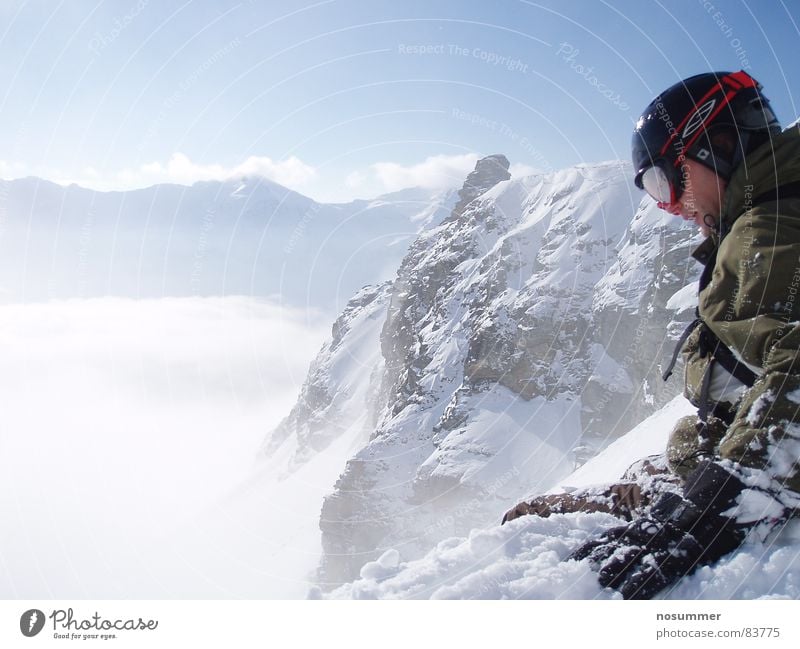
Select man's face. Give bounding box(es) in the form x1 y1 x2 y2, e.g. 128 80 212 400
660 159 727 236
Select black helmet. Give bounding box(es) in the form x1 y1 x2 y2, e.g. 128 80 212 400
632 70 780 205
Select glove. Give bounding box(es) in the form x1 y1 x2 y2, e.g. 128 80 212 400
569 461 759 599
666 414 728 480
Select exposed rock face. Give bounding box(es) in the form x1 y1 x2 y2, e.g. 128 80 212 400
267 155 700 589
451 154 511 218
587 208 701 452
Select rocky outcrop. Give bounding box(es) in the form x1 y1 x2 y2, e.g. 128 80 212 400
450 154 511 218
268 155 700 589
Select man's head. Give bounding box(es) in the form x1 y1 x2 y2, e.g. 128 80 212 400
632 70 781 232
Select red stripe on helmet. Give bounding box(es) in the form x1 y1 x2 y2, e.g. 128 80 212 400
727 70 758 89
724 76 742 90
659 80 726 157
659 71 756 161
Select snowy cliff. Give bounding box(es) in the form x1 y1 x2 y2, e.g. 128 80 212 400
264 155 703 589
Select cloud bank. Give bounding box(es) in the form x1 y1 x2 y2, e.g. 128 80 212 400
371 153 480 192
70 153 318 192
2 153 541 201
0 296 329 597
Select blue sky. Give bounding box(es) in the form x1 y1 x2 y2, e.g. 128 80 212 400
1 0 799 201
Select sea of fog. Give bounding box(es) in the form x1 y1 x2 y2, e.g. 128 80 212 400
0 296 346 598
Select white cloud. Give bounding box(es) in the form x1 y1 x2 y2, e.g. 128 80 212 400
345 170 366 189
509 162 542 178
0 296 330 597
42 153 318 193
371 153 480 193
0 159 28 178
5 152 523 202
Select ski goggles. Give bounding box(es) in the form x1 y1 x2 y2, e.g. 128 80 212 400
636 161 683 207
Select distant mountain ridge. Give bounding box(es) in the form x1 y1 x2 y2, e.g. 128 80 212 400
0 175 455 310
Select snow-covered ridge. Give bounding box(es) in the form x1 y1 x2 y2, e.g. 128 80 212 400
265 155 702 589
263 281 392 467
0 176 455 310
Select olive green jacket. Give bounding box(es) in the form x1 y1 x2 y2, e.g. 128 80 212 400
684 124 800 404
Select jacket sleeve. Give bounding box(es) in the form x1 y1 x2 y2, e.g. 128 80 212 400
682 326 709 407
699 201 800 375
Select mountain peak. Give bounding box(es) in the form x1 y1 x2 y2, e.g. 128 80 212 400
452 153 511 218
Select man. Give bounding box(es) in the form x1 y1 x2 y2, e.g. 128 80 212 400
504 71 800 599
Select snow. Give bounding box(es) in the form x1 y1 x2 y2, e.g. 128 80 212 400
418 386 580 491
326 513 617 599
731 489 787 525
747 390 776 426
593 198 698 313
555 395 695 491
666 282 698 312
587 342 634 393
327 394 800 600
